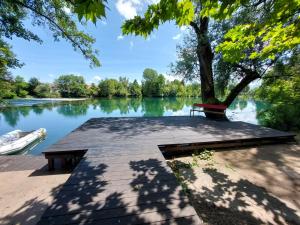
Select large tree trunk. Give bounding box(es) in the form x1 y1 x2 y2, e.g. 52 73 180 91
223 67 261 106
190 19 261 120
191 18 225 119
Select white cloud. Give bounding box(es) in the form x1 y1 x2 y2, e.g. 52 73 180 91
101 20 107 25
63 6 71 14
116 0 141 19
180 26 188 32
172 34 181 40
93 75 101 82
146 33 157 41
130 41 134 49
164 75 177 82
117 34 124 40
116 0 160 20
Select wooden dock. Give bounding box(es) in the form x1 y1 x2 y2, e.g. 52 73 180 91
37 116 295 225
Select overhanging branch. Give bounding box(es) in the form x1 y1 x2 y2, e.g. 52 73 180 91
14 0 89 58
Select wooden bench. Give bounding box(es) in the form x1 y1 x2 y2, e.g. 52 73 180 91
44 149 87 171
190 103 227 116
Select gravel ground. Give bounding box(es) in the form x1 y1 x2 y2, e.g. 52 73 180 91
168 143 300 225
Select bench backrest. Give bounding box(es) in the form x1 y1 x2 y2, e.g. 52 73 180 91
193 103 227 110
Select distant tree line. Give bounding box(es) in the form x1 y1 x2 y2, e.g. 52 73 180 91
0 68 201 99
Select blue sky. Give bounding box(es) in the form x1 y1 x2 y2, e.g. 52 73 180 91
8 0 188 84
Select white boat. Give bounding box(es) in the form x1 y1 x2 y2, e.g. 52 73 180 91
0 128 46 155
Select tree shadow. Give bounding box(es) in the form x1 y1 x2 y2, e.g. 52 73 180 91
191 168 300 225
215 144 300 210
74 116 293 143
1 157 201 225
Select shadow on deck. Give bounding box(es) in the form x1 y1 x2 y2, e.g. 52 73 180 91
9 116 295 225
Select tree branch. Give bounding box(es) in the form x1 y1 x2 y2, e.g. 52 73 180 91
223 65 261 106
190 21 200 36
14 0 89 58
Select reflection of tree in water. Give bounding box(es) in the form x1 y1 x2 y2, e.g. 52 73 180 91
97 97 199 116
1 108 21 127
142 98 165 117
129 98 141 112
32 105 45 115
98 98 141 115
56 102 89 117
238 99 248 110
98 98 118 114
0 106 32 127
164 98 185 112
228 99 238 110
116 98 131 115
184 97 200 107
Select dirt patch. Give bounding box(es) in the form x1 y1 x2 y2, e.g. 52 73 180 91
0 161 70 225
167 144 300 225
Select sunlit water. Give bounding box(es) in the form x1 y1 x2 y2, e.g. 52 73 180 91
0 98 268 155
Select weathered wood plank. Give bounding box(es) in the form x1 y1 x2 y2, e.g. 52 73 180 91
38 205 200 225
39 116 295 225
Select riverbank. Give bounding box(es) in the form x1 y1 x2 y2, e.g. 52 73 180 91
168 143 300 225
21 98 88 101
0 97 88 108
0 155 70 225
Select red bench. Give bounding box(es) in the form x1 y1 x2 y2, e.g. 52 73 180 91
190 103 227 116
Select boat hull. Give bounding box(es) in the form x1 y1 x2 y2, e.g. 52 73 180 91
0 128 46 155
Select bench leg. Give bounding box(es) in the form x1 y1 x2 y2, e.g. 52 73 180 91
48 158 54 171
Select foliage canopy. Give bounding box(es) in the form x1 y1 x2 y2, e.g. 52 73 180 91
123 0 300 63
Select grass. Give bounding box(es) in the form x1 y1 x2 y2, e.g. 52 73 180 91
167 149 216 193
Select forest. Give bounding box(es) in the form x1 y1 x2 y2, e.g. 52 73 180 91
0 68 201 99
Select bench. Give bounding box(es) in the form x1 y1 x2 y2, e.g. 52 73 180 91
190 103 227 116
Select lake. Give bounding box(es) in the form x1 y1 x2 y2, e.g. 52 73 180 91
0 98 268 155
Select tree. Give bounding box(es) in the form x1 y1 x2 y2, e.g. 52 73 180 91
0 0 108 75
129 80 142 97
164 80 186 97
122 0 300 118
87 83 99 98
98 79 118 97
142 68 165 97
55 74 87 97
185 83 200 97
255 50 300 131
116 77 129 97
28 77 41 96
34 83 51 98
0 40 22 99
14 75 28 97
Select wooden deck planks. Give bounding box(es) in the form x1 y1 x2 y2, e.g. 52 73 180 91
0 155 47 172
38 116 295 225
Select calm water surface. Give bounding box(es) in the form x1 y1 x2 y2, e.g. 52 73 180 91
0 98 268 155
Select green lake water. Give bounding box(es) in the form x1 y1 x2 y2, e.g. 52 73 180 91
0 98 269 155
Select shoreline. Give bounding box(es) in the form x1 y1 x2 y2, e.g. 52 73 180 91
0 98 88 108
13 97 88 101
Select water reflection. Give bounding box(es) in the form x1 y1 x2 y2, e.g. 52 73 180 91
2 97 294 155
57 101 89 117
3 97 292 131
1 98 267 127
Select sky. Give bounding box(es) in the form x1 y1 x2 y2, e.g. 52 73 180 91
7 0 188 84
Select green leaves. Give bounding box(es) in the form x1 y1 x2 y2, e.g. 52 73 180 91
122 0 194 37
214 0 300 62
73 0 107 24
1 0 103 68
